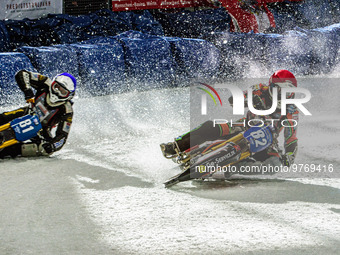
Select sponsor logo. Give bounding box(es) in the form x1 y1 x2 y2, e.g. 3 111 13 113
197 82 223 115
200 84 312 116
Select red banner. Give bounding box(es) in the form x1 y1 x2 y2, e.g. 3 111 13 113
111 0 303 12
112 0 203 11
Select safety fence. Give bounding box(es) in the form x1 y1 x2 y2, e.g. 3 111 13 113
0 7 339 105
204 24 340 77
0 30 223 104
1 23 339 105
0 8 230 52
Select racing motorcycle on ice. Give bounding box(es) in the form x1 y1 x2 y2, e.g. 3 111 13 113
0 104 42 152
163 124 277 188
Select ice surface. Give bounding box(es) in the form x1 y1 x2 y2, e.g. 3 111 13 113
0 79 339 254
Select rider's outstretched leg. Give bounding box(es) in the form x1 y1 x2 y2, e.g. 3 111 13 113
160 120 245 158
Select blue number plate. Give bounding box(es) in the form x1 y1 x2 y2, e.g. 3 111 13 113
244 125 273 153
10 115 42 142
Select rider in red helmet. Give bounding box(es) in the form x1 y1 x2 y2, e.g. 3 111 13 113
269 69 297 87
161 69 299 170
269 69 297 100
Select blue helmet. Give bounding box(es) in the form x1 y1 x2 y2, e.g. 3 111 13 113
49 73 77 105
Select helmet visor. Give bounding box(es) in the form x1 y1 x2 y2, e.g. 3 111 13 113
269 82 295 99
52 81 70 98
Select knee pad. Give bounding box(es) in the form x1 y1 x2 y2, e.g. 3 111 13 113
21 143 39 157
21 143 50 157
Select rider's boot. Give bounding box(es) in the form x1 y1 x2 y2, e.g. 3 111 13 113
160 142 178 159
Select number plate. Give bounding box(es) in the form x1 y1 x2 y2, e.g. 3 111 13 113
244 125 273 153
10 115 42 142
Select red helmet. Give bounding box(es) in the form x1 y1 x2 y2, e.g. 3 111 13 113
269 69 297 87
269 70 297 106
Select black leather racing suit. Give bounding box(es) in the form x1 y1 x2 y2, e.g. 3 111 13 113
0 70 73 158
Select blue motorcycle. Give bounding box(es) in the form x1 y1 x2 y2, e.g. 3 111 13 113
0 105 42 150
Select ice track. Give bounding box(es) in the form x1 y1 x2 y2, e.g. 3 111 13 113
0 77 340 254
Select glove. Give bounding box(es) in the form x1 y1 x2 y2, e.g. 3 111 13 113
15 70 34 99
26 97 35 104
24 89 34 101
42 143 54 154
281 152 294 167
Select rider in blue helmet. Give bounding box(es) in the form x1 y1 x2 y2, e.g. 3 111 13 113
48 72 77 106
0 70 77 158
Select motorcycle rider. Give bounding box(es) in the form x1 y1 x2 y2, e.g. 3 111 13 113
161 69 299 169
0 70 76 158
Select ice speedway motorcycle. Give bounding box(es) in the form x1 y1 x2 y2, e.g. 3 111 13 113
163 124 279 188
0 103 42 152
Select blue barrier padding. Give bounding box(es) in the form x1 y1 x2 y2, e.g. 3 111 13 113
326 23 340 35
68 42 126 95
5 18 59 47
202 31 266 61
282 30 314 75
69 9 163 40
221 33 252 57
1 9 340 95
131 10 164 36
199 31 246 79
117 36 176 87
0 53 36 105
306 25 339 74
4 20 28 49
87 13 127 38
296 1 333 29
207 30 317 76
48 13 92 27
326 24 340 57
92 9 134 36
114 30 162 40
146 10 189 37
191 8 230 36
0 21 11 52
153 8 230 38
268 8 299 34
262 31 313 75
229 32 263 59
2 9 163 50
330 2 340 23
80 36 118 45
166 38 220 80
18 46 79 80
46 14 93 43
55 23 79 44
